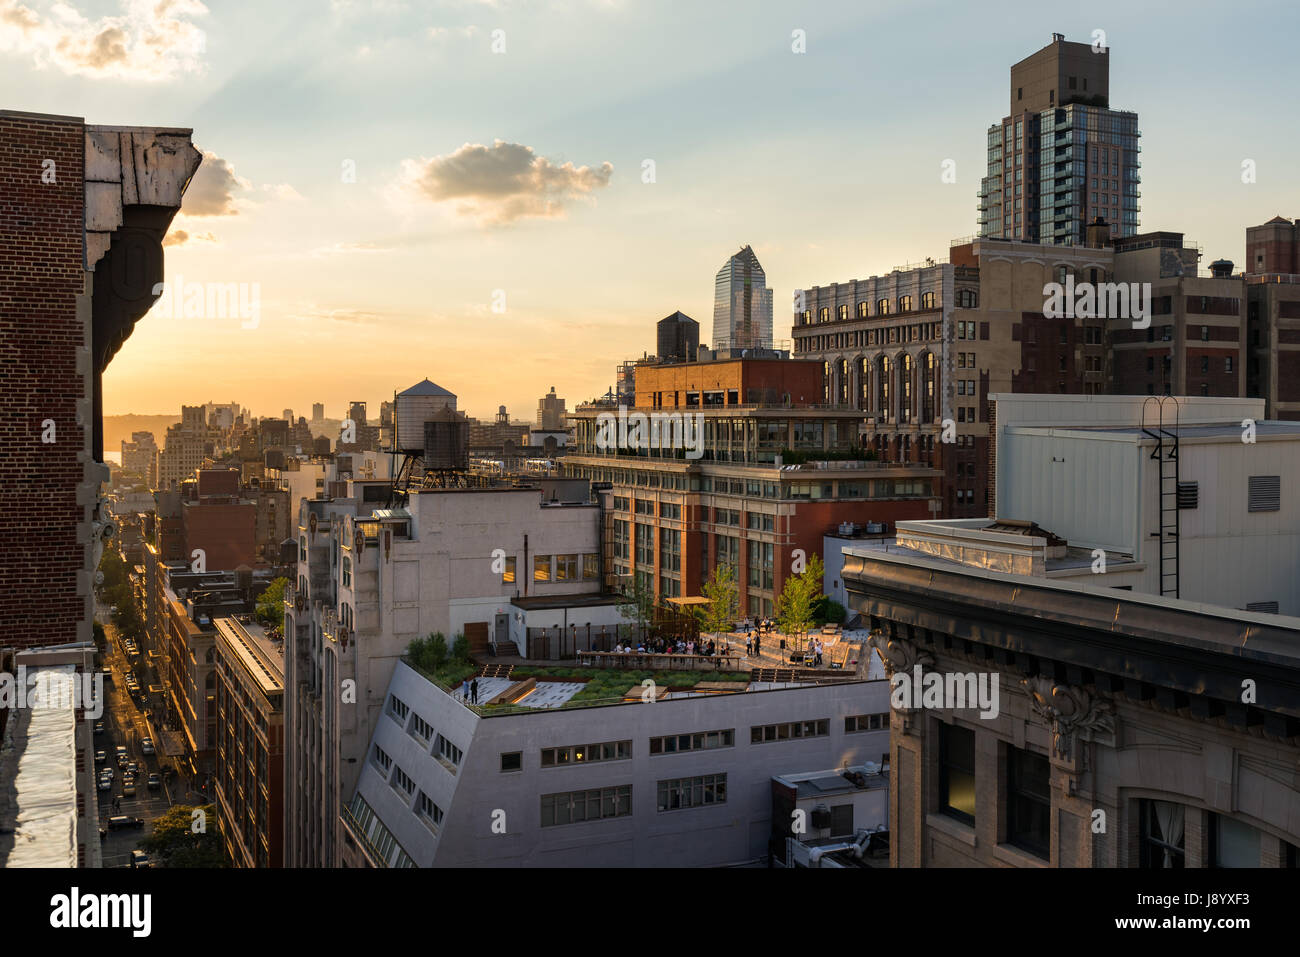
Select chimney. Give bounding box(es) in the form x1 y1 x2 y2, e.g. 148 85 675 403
1085 216 1111 249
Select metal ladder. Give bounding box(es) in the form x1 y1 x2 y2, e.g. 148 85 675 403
1141 396 1180 598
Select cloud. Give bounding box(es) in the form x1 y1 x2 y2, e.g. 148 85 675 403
162 228 217 248
183 150 251 217
403 139 612 226
309 241 389 258
262 183 304 201
0 0 208 81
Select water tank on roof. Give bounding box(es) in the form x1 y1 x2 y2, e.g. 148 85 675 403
423 409 469 471
395 379 457 454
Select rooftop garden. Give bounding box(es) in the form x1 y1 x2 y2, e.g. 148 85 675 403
509 666 749 707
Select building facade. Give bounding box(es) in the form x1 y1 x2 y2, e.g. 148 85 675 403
213 615 285 868
977 34 1140 245
564 358 942 615
713 245 774 352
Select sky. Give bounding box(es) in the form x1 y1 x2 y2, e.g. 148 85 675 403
5 0 1300 421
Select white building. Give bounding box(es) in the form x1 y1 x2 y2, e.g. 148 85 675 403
991 393 1300 613
283 481 612 867
339 656 890 867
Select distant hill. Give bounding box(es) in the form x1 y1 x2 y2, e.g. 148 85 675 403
104 414 180 452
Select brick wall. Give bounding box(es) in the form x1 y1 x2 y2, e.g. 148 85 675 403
0 112 86 648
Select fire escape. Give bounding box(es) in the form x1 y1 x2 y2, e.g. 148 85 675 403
1141 396 1180 598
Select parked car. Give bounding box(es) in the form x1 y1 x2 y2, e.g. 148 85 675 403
93 721 104 736
146 772 161 790
141 738 155 756
106 815 144 830
129 849 151 869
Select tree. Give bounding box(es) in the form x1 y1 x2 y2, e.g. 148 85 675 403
777 554 825 655
408 632 448 673
701 562 738 637
450 633 470 663
141 804 226 867
255 577 290 627
616 574 656 643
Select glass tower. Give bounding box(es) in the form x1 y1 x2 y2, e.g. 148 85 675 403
977 35 1140 246
712 245 773 352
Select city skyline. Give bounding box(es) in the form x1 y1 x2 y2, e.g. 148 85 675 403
5 2 1299 417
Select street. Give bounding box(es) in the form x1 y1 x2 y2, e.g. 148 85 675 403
94 601 184 867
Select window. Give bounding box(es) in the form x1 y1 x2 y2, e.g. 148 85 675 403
409 712 433 745
750 719 830 743
372 745 392 775
582 554 600 579
845 713 889 732
1225 356 1234 373
898 295 913 312
1248 475 1281 512
436 734 463 767
533 555 552 581
500 752 522 772
1006 746 1050 858
417 792 443 830
555 554 578 581
299 535 307 561
650 729 734 754
387 695 409 725
877 298 890 315
1139 799 1185 868
341 557 351 588
541 785 632 826
1208 814 1262 867
657 774 727 811
837 304 849 320
921 291 935 310
939 722 975 825
391 765 415 797
857 301 868 318
502 556 516 584
541 740 632 766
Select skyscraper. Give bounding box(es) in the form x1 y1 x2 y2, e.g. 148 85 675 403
977 33 1140 246
712 245 773 351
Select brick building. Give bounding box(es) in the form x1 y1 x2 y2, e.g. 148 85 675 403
0 109 199 651
564 358 942 615
1245 216 1300 420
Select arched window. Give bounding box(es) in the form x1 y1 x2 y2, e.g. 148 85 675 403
837 304 849 321
898 354 913 424
299 536 307 561
920 291 936 310
858 357 870 409
877 298 890 316
857 301 868 318
877 356 892 421
818 307 830 322
898 295 913 313
956 289 978 308
342 556 352 588
922 352 936 423
837 359 849 405
823 361 832 403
